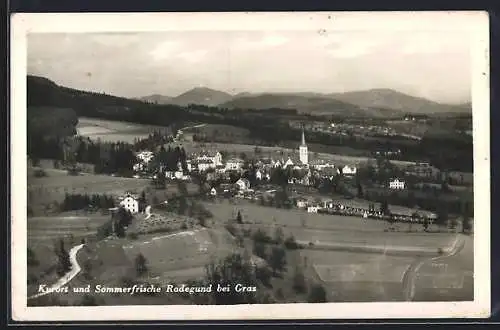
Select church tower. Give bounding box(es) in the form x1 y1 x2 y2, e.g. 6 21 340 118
299 126 308 165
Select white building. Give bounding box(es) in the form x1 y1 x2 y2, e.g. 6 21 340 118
119 193 139 214
197 151 223 167
296 198 308 209
133 163 145 172
283 157 294 168
389 178 406 190
342 165 357 176
299 127 309 165
197 159 215 172
136 151 154 164
307 206 319 213
226 158 244 171
235 178 251 191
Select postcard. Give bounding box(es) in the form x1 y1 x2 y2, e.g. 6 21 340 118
11 11 490 321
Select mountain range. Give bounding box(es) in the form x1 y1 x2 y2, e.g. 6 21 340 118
139 87 471 115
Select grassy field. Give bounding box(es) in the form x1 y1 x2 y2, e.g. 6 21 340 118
28 169 149 214
203 200 447 236
122 228 238 282
412 235 474 301
27 213 110 297
182 124 251 143
28 214 109 242
76 117 170 143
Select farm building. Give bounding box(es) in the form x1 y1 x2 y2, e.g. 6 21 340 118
235 178 251 191
226 158 244 171
342 165 357 176
389 178 406 190
119 193 139 214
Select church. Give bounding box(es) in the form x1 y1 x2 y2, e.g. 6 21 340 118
299 126 308 165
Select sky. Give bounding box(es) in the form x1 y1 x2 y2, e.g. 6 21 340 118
27 30 472 104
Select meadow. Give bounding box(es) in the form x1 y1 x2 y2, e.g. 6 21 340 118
28 169 149 212
27 213 110 297
76 117 170 143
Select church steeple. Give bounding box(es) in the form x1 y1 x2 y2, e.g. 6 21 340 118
301 125 306 146
299 125 308 165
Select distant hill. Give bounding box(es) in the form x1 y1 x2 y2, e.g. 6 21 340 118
219 93 399 117
327 89 472 115
138 94 173 104
169 87 233 107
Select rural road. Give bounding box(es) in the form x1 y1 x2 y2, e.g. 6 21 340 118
402 234 465 301
28 244 85 300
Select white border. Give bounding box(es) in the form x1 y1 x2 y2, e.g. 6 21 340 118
11 11 491 321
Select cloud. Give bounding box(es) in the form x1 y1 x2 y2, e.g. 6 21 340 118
233 34 289 50
326 40 382 59
176 49 208 63
149 40 181 61
400 34 457 55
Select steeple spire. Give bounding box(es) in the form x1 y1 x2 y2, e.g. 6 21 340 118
301 125 306 146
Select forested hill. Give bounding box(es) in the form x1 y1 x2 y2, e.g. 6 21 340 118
27 75 189 127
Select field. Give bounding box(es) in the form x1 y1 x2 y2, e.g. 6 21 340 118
122 228 238 283
182 124 251 143
305 250 415 301
412 235 474 301
27 214 111 296
28 214 109 242
76 117 170 143
203 200 449 239
28 169 149 208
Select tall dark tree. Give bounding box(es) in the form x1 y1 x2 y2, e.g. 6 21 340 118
55 239 72 276
268 246 287 276
134 253 148 277
204 253 259 304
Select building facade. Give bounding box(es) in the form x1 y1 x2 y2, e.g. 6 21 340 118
119 193 139 214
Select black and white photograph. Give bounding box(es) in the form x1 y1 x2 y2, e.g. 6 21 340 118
11 12 490 320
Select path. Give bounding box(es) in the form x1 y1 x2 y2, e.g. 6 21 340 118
402 234 465 301
28 244 85 300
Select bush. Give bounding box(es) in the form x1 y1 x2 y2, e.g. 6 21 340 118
34 169 47 178
292 267 307 294
308 284 327 303
284 235 299 250
128 232 139 240
252 228 272 244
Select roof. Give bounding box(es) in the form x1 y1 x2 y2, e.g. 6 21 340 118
227 158 244 163
198 159 214 165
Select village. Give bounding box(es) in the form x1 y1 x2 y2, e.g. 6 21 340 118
119 127 463 227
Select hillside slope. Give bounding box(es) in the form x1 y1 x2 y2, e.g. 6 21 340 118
170 87 233 107
328 89 471 114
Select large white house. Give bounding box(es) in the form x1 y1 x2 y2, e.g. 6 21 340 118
197 159 216 172
119 193 139 214
136 151 154 164
342 165 357 176
389 178 406 190
226 158 244 171
197 151 223 167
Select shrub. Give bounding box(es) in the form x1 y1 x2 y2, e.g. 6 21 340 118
308 284 327 303
34 169 47 178
128 232 139 240
284 236 299 250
